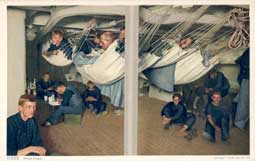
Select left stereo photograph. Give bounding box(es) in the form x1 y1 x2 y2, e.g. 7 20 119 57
7 6 126 156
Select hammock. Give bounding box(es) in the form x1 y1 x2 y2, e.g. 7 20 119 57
175 50 219 85
149 11 231 69
138 6 210 69
138 52 161 72
139 51 219 85
151 40 182 68
42 51 73 67
76 40 125 85
41 17 124 67
42 41 73 66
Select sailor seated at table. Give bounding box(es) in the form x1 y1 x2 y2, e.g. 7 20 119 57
7 94 46 156
82 81 107 116
43 29 73 59
36 72 55 100
41 81 83 126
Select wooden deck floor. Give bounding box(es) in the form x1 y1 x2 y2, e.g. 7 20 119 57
35 96 249 155
138 96 249 155
35 99 124 155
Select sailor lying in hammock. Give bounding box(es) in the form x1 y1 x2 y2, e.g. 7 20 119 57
73 29 125 109
43 30 73 60
138 36 194 71
178 37 193 49
73 29 125 67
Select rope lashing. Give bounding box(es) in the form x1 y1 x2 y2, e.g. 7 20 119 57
228 8 249 49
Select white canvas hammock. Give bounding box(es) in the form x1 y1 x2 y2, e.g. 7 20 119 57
138 6 212 69
175 50 219 85
41 40 73 67
139 51 219 85
138 52 161 72
148 13 230 69
76 40 125 85
151 40 183 68
42 51 73 67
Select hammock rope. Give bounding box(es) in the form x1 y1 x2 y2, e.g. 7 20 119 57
142 6 209 56
151 18 233 69
182 23 213 39
139 7 172 52
228 8 249 49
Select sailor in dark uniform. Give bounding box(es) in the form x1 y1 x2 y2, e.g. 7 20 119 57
41 81 83 126
234 48 250 129
44 30 73 60
82 81 107 116
192 68 230 113
7 95 46 156
36 72 55 99
203 69 230 99
203 91 230 144
116 28 125 54
161 93 196 140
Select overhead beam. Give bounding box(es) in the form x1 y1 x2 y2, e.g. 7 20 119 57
230 5 249 9
9 6 52 13
35 6 126 42
140 7 248 26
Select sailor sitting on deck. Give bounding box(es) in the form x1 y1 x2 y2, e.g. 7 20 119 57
82 80 107 116
41 81 83 126
203 91 230 144
161 93 197 141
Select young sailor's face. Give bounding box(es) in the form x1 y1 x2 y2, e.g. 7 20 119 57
173 96 181 106
99 33 114 49
19 101 36 120
209 72 217 79
211 94 222 105
88 83 95 89
179 38 192 49
51 34 63 46
42 74 50 82
56 86 65 94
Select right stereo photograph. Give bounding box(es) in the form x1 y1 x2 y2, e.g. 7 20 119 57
138 5 249 155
